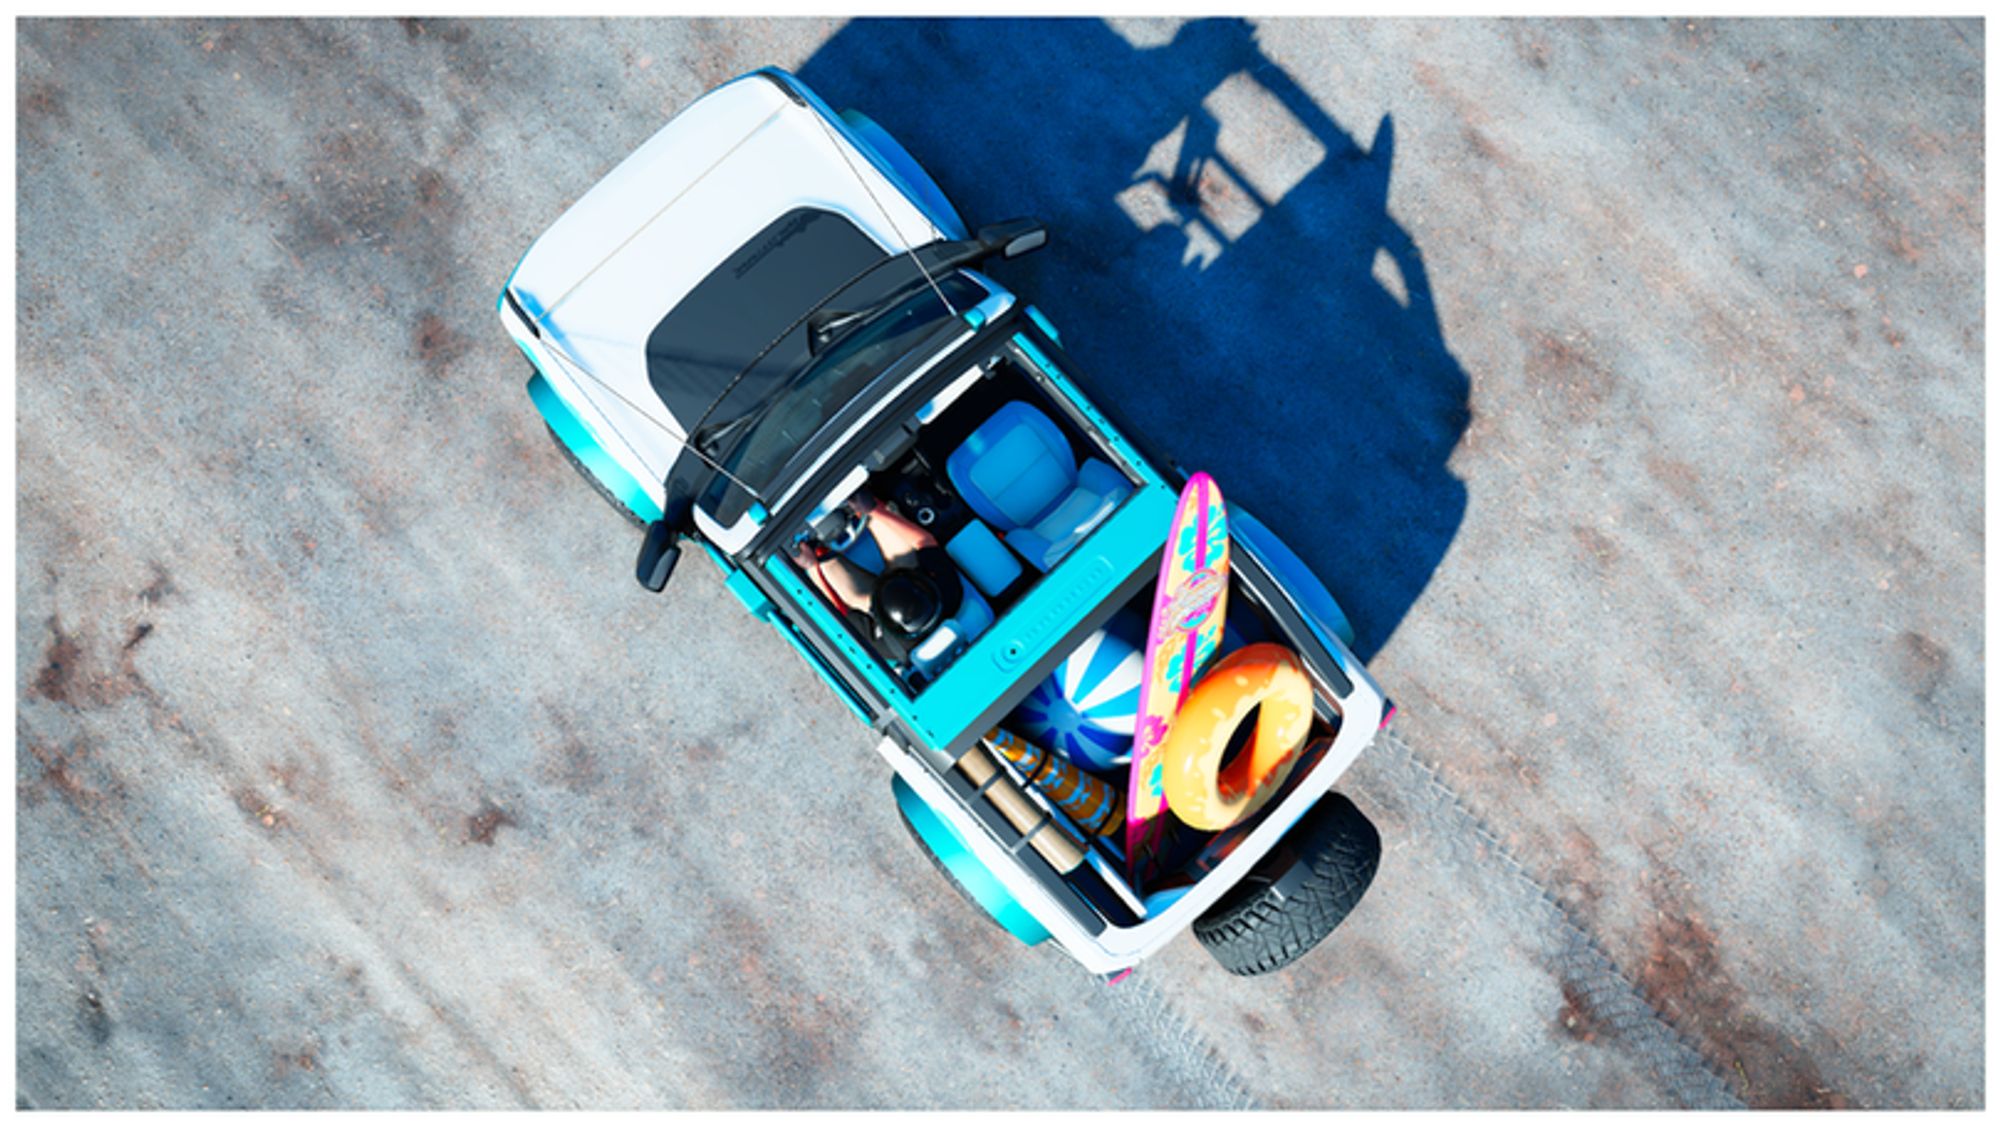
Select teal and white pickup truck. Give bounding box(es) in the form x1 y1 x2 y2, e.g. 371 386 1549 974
497 68 1391 976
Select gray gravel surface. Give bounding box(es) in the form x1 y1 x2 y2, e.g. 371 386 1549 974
16 17 1982 1108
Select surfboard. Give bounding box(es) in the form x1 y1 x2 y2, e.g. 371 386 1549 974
1124 472 1230 885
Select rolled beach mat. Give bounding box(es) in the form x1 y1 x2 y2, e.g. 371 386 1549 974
953 743 1086 874
983 726 1123 838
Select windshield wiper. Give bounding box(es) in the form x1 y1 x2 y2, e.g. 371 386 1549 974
681 257 891 451
692 394 773 456
697 282 929 453
684 225 1041 456
807 306 874 355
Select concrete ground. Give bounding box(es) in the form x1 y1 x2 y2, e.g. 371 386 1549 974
15 17 1982 1108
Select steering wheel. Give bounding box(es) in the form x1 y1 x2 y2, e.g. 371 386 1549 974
810 503 868 554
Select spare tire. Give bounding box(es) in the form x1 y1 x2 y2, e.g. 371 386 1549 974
1191 793 1380 976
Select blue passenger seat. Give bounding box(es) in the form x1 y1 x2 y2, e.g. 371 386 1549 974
945 401 1131 572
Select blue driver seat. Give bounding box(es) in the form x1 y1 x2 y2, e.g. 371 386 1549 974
826 515 992 684
946 401 1132 572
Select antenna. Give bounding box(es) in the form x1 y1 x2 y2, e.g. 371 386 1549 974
802 102 960 319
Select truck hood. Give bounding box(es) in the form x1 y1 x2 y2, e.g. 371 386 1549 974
506 69 944 455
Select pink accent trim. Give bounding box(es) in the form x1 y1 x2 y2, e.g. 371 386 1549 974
1105 968 1134 985
1379 704 1398 730
1192 475 1210 567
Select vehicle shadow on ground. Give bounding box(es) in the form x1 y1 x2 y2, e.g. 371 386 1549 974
800 17 1470 660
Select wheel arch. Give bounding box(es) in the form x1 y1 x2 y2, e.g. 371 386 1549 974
892 775 1050 946
527 367 664 524
1230 503 1356 647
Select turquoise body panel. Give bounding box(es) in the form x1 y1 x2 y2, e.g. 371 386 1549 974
709 550 869 723
771 615 872 723
723 566 773 616
893 775 1049 945
764 552 913 713
908 482 1174 748
525 370 664 524
1230 504 1358 652
1025 304 1062 344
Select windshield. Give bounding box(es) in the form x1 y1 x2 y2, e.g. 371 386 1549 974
702 272 985 494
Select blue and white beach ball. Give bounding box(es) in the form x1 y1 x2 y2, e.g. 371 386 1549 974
1011 616 1145 772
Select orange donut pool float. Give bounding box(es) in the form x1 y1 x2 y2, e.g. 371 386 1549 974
1161 643 1316 831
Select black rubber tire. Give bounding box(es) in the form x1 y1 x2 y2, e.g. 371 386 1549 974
896 799 1004 936
1192 792 1381 976
543 422 644 529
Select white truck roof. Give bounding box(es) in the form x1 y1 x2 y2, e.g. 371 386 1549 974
504 70 943 499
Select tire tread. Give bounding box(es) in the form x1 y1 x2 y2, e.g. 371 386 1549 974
1191 793 1381 976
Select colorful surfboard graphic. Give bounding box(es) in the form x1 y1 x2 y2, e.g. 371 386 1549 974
1124 472 1230 883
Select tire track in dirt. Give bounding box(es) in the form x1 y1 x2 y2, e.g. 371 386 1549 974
1371 730 1744 1109
1091 965 1262 1109
1061 720 1746 1110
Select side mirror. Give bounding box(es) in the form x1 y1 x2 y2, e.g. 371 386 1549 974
635 520 683 593
975 219 1048 260
910 220 1051 278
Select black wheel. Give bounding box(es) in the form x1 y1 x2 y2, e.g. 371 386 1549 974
1192 793 1381 976
543 422 644 529
896 798 1003 936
